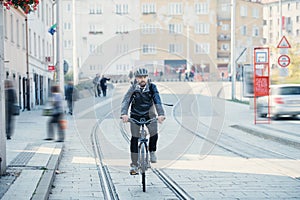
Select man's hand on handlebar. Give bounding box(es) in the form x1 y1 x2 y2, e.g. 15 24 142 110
121 115 129 123
157 116 166 124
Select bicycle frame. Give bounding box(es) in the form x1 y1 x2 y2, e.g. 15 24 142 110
128 117 157 192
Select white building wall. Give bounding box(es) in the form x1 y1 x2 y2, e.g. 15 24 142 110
27 0 55 108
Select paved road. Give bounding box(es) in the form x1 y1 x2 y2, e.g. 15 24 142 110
48 82 300 199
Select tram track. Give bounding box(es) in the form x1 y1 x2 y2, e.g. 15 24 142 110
181 85 300 161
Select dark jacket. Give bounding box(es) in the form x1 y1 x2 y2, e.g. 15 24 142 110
100 77 110 89
65 85 74 101
121 82 165 119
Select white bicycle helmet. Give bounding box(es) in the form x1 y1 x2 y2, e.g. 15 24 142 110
134 68 148 77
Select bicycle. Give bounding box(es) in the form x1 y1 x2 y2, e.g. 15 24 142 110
127 117 157 192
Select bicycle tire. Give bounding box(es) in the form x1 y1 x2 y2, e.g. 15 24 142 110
142 172 146 192
140 142 147 173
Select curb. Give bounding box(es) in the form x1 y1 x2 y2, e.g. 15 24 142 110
231 125 300 150
31 143 64 200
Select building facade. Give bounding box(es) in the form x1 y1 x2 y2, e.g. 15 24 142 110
263 0 300 68
3 1 54 110
62 0 264 81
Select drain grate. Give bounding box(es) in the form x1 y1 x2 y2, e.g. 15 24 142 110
8 143 41 167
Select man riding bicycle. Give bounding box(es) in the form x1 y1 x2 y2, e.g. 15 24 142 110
121 68 165 174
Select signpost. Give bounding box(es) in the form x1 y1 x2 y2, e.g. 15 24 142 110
253 47 270 124
278 55 290 68
277 36 291 76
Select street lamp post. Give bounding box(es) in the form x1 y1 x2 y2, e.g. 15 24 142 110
231 0 236 100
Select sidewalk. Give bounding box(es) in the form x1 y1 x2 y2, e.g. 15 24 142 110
0 109 66 200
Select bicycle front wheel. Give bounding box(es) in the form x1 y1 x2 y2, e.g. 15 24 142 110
139 142 148 173
142 172 146 192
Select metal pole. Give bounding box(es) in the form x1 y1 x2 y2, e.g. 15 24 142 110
0 4 7 175
231 0 236 100
56 0 64 93
279 0 282 38
72 0 78 85
25 17 30 110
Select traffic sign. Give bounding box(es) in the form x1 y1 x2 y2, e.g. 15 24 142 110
277 36 291 48
48 65 55 71
278 55 290 67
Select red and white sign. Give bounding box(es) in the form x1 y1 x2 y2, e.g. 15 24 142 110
278 55 290 67
48 65 55 71
277 36 291 48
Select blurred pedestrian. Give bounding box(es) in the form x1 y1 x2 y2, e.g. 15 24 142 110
100 75 110 97
5 80 17 140
93 73 101 97
45 85 65 142
65 81 76 115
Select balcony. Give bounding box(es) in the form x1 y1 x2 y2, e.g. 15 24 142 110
218 35 231 41
217 51 230 59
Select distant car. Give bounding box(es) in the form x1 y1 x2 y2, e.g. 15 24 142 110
257 84 300 119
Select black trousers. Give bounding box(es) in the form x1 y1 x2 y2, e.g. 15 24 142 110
130 121 158 165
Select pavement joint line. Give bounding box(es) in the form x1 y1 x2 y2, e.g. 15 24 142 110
31 143 63 200
231 124 300 150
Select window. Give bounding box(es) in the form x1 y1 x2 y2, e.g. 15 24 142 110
195 3 209 14
11 14 14 42
38 36 41 59
29 29 32 54
64 40 72 49
117 44 129 54
116 4 129 15
222 24 229 31
64 22 71 30
296 16 299 23
252 26 259 37
46 4 48 26
142 44 156 54
116 24 128 34
168 24 183 34
67 3 71 12
221 44 229 51
169 43 183 54
141 3 156 14
4 10 7 38
221 3 230 12
42 39 45 60
141 24 157 34
195 43 210 54
241 25 247 35
96 5 102 14
240 6 247 17
16 19 20 47
168 3 182 15
34 32 37 56
252 8 259 18
90 44 102 54
22 23 25 49
195 23 209 34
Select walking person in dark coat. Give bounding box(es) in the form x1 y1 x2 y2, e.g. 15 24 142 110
65 81 75 115
5 80 17 140
100 75 110 97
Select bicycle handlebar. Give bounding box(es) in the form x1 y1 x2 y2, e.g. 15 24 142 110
128 118 157 126
120 117 157 126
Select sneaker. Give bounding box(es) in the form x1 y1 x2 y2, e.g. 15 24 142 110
150 152 157 163
129 163 138 175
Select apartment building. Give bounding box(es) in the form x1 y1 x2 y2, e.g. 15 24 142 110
262 0 300 67
3 7 28 110
63 0 264 81
3 1 54 110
